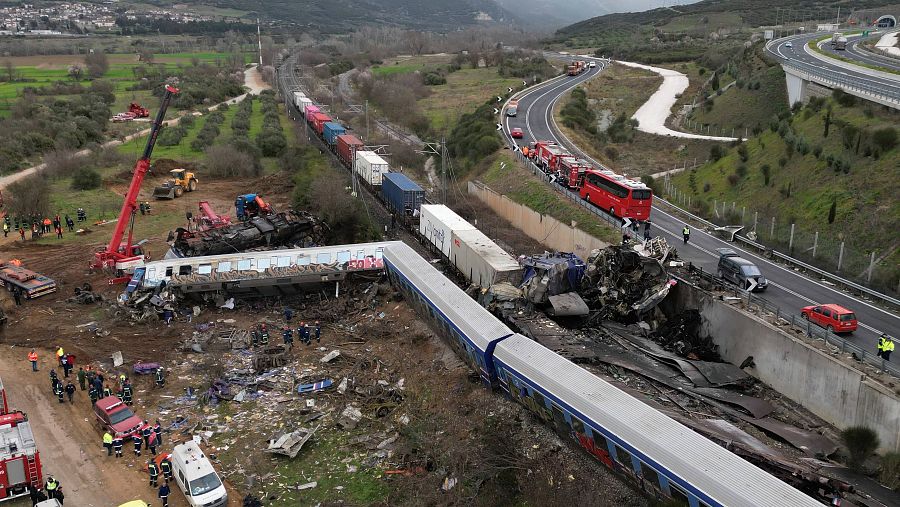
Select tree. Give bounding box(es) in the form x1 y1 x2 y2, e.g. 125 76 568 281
67 64 83 81
709 144 725 162
823 109 831 138
71 167 101 190
138 49 154 65
841 426 879 471
827 199 837 224
6 175 50 219
872 127 897 151
84 50 109 79
3 60 15 82
406 31 428 55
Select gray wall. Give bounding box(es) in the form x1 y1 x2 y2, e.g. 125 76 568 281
700 298 900 453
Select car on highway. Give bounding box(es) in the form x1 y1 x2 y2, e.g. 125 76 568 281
511 127 524 139
589 61 597 68
716 248 768 292
785 41 793 49
93 396 147 439
801 304 858 333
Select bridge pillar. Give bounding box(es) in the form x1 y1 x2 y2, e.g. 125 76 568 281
782 65 809 108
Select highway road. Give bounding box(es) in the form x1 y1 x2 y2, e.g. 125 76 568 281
502 57 899 357
768 32 900 93
826 32 900 73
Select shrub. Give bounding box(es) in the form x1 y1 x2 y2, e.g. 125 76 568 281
827 199 836 224
423 72 446 86
812 145 823 158
605 146 619 161
735 164 747 178
778 157 788 168
841 426 879 470
760 164 771 186
178 114 195 127
71 167 102 190
737 144 748 162
702 182 710 192
204 144 261 178
157 125 187 146
872 127 897 151
709 145 725 162
880 452 900 490
727 173 740 186
832 88 856 107
255 129 287 157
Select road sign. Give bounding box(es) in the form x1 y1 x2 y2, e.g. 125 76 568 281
621 217 632 229
747 279 758 292
496 96 502 102
493 108 499 114
523 80 527 86
496 123 502 131
507 87 513 93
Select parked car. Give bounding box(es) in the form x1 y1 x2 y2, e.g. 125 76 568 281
801 304 857 333
511 127 524 139
716 248 767 291
170 441 228 507
93 396 146 439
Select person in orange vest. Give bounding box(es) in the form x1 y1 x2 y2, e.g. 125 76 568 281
28 349 38 372
42 217 51 234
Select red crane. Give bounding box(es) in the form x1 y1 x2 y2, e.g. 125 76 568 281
92 84 179 272
196 200 232 230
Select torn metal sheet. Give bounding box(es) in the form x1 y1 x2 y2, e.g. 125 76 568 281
265 425 320 458
547 292 590 317
742 417 837 457
690 388 775 419
680 418 781 458
690 361 751 387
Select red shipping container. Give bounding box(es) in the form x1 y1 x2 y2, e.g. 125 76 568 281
336 134 364 167
309 113 332 135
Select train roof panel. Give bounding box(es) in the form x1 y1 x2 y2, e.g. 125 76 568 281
493 334 819 507
383 243 512 352
382 172 423 192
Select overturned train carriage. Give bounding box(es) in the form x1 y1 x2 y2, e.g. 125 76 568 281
169 211 325 258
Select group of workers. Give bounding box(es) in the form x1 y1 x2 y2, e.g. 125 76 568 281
250 312 323 350
5 213 76 241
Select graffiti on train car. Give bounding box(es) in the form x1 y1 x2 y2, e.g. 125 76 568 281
576 432 615 469
347 257 384 270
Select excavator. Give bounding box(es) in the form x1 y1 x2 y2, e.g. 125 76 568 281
92 84 179 275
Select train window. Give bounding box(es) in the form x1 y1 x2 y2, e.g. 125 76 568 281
668 483 690 506
592 431 608 454
216 262 231 273
550 404 569 435
640 462 660 489
356 250 365 260
198 264 212 275
257 258 271 270
276 256 291 267
237 259 252 271
614 445 633 471
316 253 331 264
375 249 383 259
178 265 191 275
297 256 311 266
698 502 711 507
147 268 156 280
165 267 173 277
337 250 351 263
532 390 546 409
571 416 585 435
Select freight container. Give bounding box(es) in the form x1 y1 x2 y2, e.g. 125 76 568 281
292 91 307 109
304 105 320 118
354 150 389 187
450 228 522 288
336 134 364 168
323 122 346 146
418 204 475 258
297 96 313 114
381 173 425 218
309 113 332 135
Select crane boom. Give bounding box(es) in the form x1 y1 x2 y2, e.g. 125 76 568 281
93 84 179 270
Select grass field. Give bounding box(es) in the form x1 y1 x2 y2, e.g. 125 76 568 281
371 54 453 76
658 12 743 33
689 65 787 132
420 68 520 133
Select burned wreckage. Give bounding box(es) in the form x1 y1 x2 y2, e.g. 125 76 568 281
167 211 326 258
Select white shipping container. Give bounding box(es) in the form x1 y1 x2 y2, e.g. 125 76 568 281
292 91 307 108
298 96 313 113
418 205 475 258
354 151 390 187
451 228 522 288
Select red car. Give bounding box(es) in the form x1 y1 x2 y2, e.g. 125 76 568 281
511 128 524 139
93 396 147 438
801 304 858 333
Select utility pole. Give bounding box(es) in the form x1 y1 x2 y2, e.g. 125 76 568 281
257 18 263 66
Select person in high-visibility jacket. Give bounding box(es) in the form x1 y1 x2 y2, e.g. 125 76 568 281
682 225 691 245
877 334 895 361
103 432 113 456
28 349 38 372
55 346 64 366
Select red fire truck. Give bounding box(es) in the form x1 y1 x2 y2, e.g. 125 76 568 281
0 378 43 501
532 141 575 173
557 157 592 190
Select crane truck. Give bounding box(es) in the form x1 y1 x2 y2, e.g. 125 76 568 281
91 84 179 274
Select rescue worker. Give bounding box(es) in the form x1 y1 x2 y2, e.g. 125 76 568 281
139 202 146 215
284 307 293 323
155 367 165 388
153 420 163 446
103 384 112 398
116 388 124 401
315 321 321 343
259 324 269 346
44 476 59 499
54 381 64 403
123 383 133 405
283 327 293 349
28 349 38 372
304 322 311 345
3 221 8 237
643 220 652 241
144 201 151 215
877 334 895 362
89 385 99 405
55 224 63 239
158 482 171 507
92 375 103 395
77 367 86 391
148 460 160 487
142 423 153 449
148 433 158 456
64 381 75 403
682 224 690 244
298 322 308 345
112 434 124 458
65 215 74 232
60 353 71 378
250 327 259 347
103 432 113 456
49 369 58 392
56 346 64 366
160 457 173 481
133 433 142 456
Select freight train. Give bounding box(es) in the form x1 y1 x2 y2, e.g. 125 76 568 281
382 242 820 507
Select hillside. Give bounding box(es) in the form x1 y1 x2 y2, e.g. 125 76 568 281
669 94 900 292
549 0 898 62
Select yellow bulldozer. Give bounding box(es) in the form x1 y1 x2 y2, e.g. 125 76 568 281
153 169 199 199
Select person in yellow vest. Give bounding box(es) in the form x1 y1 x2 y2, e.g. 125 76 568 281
103 432 113 456
877 334 894 361
44 476 60 499
56 346 64 366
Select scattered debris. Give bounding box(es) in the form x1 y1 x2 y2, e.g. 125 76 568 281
265 426 319 458
320 350 341 363
580 245 672 322
297 379 332 393
337 405 363 430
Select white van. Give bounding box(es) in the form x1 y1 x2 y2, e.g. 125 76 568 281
170 442 228 507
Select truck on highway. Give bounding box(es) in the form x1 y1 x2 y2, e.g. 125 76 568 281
506 99 518 117
831 33 843 47
834 37 848 50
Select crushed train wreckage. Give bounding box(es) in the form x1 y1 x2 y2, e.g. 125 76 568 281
167 211 326 258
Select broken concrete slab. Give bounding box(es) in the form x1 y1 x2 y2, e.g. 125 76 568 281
338 405 363 430
320 350 341 363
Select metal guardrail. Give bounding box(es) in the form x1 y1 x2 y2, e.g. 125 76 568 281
651 197 900 310
782 59 900 104
681 264 900 379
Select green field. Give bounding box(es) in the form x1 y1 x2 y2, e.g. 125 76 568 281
658 12 743 33
420 68 520 133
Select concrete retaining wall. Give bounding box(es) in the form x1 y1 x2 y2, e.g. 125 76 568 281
700 298 900 453
467 181 608 259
